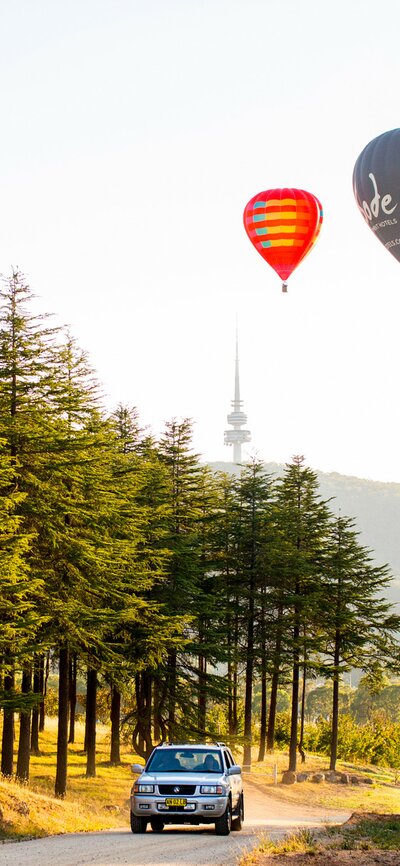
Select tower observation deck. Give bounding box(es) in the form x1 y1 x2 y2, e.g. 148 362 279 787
224 330 251 464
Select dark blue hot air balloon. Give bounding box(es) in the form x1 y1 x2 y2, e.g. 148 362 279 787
353 128 400 263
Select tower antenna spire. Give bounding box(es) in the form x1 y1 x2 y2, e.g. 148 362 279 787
224 322 251 463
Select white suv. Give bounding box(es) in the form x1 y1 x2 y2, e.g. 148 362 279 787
130 742 244 835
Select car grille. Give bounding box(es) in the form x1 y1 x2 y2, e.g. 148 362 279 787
158 785 196 795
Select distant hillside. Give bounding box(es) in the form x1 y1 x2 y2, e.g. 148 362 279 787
210 461 400 610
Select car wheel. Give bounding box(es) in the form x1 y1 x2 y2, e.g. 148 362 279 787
231 793 244 831
150 818 165 832
130 813 147 833
215 801 232 836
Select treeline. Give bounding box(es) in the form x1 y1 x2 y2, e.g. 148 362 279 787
0 271 399 797
256 676 400 768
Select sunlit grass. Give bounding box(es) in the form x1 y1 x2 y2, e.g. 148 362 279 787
327 815 400 851
243 747 400 813
0 718 135 839
240 828 318 865
240 816 400 865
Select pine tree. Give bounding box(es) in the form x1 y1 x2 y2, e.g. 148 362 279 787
156 418 206 738
193 467 231 738
233 460 273 769
209 471 240 738
0 270 56 776
44 341 171 789
321 514 400 770
275 457 331 773
106 407 179 759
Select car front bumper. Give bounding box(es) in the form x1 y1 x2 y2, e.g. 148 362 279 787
131 793 228 820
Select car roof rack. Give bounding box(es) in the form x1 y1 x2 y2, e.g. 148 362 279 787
162 740 227 748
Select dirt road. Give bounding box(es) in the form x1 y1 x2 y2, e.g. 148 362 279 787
0 780 351 866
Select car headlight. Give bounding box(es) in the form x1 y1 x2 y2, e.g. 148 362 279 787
200 785 224 794
134 783 154 793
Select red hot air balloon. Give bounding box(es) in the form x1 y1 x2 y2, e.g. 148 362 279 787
243 188 323 291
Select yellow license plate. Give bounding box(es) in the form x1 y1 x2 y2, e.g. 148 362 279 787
165 797 187 807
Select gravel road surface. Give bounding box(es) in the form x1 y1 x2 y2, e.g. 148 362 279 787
0 779 350 866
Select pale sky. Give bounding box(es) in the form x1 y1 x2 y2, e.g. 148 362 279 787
1 0 400 482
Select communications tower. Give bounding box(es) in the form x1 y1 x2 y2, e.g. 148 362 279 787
224 330 251 464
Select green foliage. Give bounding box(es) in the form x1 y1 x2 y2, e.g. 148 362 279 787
306 682 353 721
273 711 291 746
303 712 400 768
44 688 59 718
351 677 400 723
253 684 290 716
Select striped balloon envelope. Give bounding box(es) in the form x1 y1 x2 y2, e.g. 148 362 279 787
243 188 323 291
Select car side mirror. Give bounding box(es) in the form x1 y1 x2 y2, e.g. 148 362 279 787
227 764 241 775
131 763 145 774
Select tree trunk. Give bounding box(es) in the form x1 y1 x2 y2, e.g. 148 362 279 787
68 653 77 744
55 645 69 797
16 664 32 781
198 651 207 737
133 672 153 759
1 668 15 776
258 587 267 762
31 657 41 755
266 620 282 752
288 614 300 773
330 636 341 771
230 609 239 738
243 491 257 772
153 679 160 743
243 581 255 769
257 668 267 762
39 654 48 732
153 676 167 744
167 651 177 736
298 659 307 763
85 667 97 777
227 656 233 735
266 670 279 752
110 684 121 764
231 660 238 736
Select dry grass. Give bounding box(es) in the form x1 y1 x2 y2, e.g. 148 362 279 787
243 749 400 813
239 815 400 866
0 718 133 839
240 828 319 866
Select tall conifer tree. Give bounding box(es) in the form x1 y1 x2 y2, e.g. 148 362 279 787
275 457 331 773
322 514 400 770
0 271 56 775
233 460 273 768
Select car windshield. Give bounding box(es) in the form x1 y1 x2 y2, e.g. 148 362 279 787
146 748 222 773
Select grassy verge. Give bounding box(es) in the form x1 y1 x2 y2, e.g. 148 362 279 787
335 814 400 849
0 719 133 840
243 750 400 813
240 815 400 866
